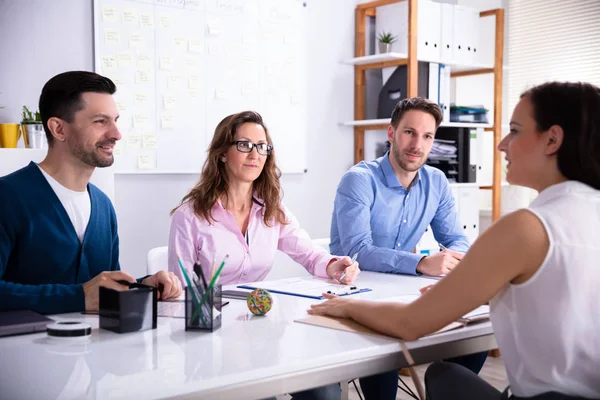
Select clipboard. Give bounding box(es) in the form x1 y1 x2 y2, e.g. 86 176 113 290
237 277 372 300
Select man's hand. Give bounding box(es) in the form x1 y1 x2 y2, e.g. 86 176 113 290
83 271 136 311
142 270 183 300
416 249 464 276
326 256 360 284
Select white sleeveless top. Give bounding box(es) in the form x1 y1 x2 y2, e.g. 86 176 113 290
490 181 600 398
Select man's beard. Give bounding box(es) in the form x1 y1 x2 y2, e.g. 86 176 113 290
72 141 114 168
391 142 425 172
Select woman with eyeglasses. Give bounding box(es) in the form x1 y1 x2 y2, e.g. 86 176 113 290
167 111 362 400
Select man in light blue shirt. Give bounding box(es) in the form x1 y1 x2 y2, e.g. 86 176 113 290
331 98 488 388
330 97 468 277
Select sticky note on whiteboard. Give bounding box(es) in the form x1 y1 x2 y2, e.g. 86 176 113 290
167 75 181 89
207 19 221 36
140 13 154 28
161 112 175 129
142 134 157 149
135 69 151 84
188 75 201 90
159 56 174 71
207 42 220 55
189 38 203 54
113 140 123 156
130 32 144 47
215 88 228 100
138 151 156 169
137 53 153 70
173 37 187 50
102 6 118 23
122 8 138 25
159 14 172 28
133 113 149 129
101 56 117 73
163 95 177 110
126 134 142 149
135 92 149 107
118 51 133 67
104 29 120 45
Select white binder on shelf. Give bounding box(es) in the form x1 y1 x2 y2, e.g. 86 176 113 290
440 3 454 64
452 5 470 65
466 7 480 66
439 64 451 123
428 62 440 104
417 0 441 62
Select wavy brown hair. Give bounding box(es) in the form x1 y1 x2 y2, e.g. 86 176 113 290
171 111 287 226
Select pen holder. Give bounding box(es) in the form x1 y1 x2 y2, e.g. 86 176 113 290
185 284 222 332
99 284 157 334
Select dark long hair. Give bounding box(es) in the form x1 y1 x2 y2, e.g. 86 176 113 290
171 111 286 226
521 81 600 190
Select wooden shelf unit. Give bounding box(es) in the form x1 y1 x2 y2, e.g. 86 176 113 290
352 0 505 222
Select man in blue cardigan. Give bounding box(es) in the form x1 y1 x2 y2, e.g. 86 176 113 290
0 71 182 314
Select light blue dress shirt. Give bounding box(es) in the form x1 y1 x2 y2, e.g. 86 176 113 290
330 152 470 275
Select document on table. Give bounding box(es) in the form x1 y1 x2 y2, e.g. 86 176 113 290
238 277 372 300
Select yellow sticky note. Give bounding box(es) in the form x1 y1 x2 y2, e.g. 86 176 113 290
133 113 149 129
126 134 142 149
207 42 219 55
159 56 174 71
118 51 133 67
138 151 156 169
101 56 117 73
159 14 172 28
115 101 127 112
163 95 177 110
189 90 199 101
184 55 198 68
102 6 118 23
135 92 149 107
104 29 120 45
140 13 154 28
167 75 181 89
215 87 227 100
137 53 152 70
122 8 138 25
135 69 151 84
188 75 201 90
113 140 123 156
160 112 175 129
129 32 144 47
142 134 157 149
207 19 221 36
188 39 203 54
173 37 187 50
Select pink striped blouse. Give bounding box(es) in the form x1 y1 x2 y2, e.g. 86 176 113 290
167 197 334 286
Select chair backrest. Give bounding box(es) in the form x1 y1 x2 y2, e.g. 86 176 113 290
147 246 168 275
312 237 331 253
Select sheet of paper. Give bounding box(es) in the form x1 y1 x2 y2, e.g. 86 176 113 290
184 54 198 68
142 134 157 149
115 101 127 112
159 56 174 71
188 38 203 54
137 53 152 70
159 14 172 28
126 134 142 149
104 29 120 45
163 95 177 110
135 92 149 107
129 32 144 47
239 277 368 298
102 6 118 23
101 56 117 73
138 151 156 169
188 75 200 89
122 8 138 25
133 113 149 129
140 12 154 28
173 37 187 50
167 75 181 89
161 112 175 129
207 18 221 36
135 69 151 84
207 42 220 55
118 51 133 67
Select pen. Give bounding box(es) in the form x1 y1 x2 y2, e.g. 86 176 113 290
438 243 448 252
338 252 358 283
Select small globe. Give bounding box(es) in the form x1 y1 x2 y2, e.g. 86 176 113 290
247 288 273 315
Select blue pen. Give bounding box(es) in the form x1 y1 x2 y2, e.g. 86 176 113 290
338 252 358 283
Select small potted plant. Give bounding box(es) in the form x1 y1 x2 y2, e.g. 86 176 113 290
377 31 397 54
21 105 47 149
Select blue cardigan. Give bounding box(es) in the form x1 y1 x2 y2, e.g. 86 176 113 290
0 162 120 314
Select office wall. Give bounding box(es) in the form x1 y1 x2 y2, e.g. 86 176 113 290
1 0 356 277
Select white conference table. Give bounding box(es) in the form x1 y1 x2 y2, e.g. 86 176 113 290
0 272 496 400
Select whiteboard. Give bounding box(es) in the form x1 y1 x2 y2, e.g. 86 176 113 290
93 0 307 174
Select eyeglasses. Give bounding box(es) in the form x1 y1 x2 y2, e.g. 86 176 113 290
232 140 273 156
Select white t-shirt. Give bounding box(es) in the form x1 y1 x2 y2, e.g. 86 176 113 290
38 165 91 243
490 181 600 398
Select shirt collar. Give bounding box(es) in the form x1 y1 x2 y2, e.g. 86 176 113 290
380 151 421 189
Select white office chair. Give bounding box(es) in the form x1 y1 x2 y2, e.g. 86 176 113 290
147 246 168 275
312 237 331 253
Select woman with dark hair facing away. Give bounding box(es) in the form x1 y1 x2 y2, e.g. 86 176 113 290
308 81 600 400
168 110 362 399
